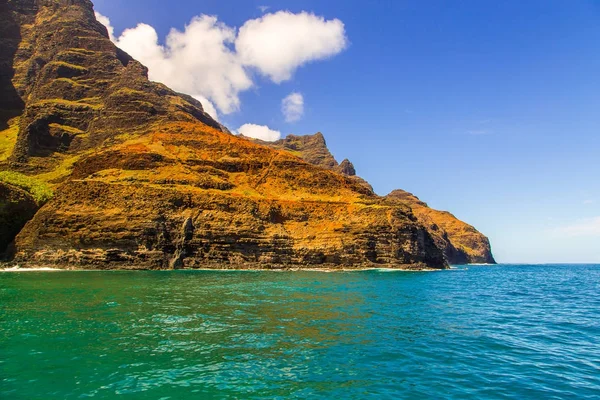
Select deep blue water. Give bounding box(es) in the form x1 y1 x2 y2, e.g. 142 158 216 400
1 264 599 399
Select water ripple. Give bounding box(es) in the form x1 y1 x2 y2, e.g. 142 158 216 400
1 265 599 399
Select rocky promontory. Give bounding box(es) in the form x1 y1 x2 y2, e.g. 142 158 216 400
387 190 495 264
255 132 496 265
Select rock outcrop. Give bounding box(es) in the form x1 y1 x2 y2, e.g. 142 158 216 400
338 159 356 176
251 133 339 170
0 0 493 270
251 133 372 192
386 190 495 264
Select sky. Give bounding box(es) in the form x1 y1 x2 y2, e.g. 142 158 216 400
92 0 600 264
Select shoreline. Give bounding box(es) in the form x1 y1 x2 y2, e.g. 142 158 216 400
1 260 502 273
1 265 443 273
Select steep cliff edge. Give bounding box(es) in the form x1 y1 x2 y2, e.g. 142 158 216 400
386 190 495 264
1 0 449 270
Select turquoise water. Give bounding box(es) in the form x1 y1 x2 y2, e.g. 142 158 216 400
1 265 599 399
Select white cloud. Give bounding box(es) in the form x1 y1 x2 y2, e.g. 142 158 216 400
111 16 252 115
237 123 281 141
583 199 595 205
553 217 600 237
236 11 347 83
95 12 115 41
282 92 304 122
94 11 347 116
258 5 270 13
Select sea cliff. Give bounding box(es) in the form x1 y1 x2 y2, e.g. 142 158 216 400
0 0 494 270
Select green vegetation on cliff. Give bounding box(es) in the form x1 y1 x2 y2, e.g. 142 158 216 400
0 118 19 162
0 171 53 205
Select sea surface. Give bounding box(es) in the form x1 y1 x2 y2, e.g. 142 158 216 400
1 264 599 399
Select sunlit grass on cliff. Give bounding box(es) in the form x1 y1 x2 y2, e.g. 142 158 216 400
0 117 19 162
0 171 54 205
33 154 82 184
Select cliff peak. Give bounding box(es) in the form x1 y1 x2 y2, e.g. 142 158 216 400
338 159 356 176
387 189 428 207
2 0 223 165
251 132 339 170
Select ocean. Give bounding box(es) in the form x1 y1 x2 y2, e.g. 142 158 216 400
1 265 599 399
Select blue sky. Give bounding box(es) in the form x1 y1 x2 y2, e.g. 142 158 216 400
93 0 600 263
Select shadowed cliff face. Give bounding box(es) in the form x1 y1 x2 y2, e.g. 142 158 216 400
251 133 353 174
0 2 25 130
254 133 339 170
0 182 38 257
1 0 451 270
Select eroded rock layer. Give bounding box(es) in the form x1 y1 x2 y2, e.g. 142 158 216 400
14 123 446 269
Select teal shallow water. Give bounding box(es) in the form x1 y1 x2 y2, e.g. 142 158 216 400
1 265 599 399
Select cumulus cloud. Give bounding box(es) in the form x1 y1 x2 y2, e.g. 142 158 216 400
553 217 600 237
282 92 304 122
94 10 347 116
237 123 281 141
112 16 252 115
236 11 347 83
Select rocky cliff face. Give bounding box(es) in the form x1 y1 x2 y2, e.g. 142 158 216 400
255 133 338 169
251 133 372 192
14 121 448 269
0 0 453 270
386 190 495 264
